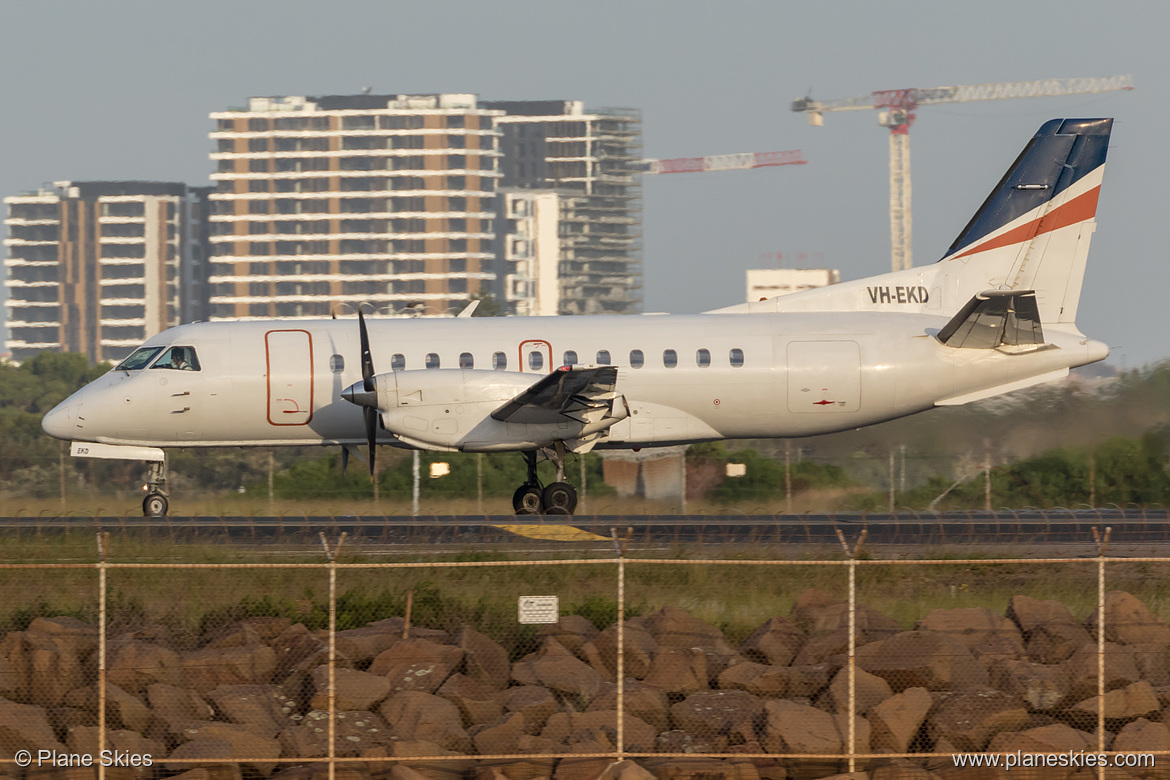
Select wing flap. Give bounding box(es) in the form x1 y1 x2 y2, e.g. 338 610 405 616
491 366 619 425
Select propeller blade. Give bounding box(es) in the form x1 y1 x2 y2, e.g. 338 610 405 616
358 309 374 392
364 406 378 481
340 446 349 473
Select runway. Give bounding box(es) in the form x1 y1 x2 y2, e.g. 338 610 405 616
0 508 1167 553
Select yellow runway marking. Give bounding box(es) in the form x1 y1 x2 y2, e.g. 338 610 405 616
492 524 610 542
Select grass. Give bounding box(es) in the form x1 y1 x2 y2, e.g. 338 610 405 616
1 533 1168 655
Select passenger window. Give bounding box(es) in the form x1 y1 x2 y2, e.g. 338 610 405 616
663 349 677 368
329 354 344 373
391 353 406 371
426 353 440 369
563 350 578 366
697 348 711 368
459 352 474 369
529 351 544 371
597 350 611 364
630 349 644 368
492 351 507 370
115 346 164 371
730 348 744 368
151 346 200 371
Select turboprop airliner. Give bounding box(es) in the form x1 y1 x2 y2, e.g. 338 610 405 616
43 118 1114 516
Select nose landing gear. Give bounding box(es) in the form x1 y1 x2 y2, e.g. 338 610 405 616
142 456 169 517
512 444 579 516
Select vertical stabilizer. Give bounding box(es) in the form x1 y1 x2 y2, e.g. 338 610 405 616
942 118 1112 325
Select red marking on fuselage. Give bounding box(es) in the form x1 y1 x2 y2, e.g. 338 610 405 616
814 399 835 406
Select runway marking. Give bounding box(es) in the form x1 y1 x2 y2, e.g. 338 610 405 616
492 524 610 542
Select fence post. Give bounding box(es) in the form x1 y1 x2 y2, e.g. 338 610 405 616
611 527 632 763
320 532 347 780
96 532 108 780
1092 526 1110 779
836 528 867 775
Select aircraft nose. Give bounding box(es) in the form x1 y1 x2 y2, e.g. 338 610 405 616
42 402 76 440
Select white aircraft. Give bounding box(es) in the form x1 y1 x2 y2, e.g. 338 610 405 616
43 118 1114 517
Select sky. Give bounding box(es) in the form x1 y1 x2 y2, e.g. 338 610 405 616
0 1 1162 367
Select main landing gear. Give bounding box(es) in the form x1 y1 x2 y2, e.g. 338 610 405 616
142 455 169 517
512 444 579 516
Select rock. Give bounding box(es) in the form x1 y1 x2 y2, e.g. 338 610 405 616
653 730 727 754
146 683 216 721
369 639 463 694
928 688 1029 752
1028 622 1094 664
541 711 658 753
1087 592 1170 648
65 682 152 733
641 758 743 780
583 622 657 680
501 685 560 734
166 721 282 776
587 680 670 733
65 726 163 778
472 712 526 754
670 690 765 744
1006 595 1079 635
917 608 1025 661
739 617 805 667
642 647 708 694
1112 718 1170 777
379 691 471 752
1063 642 1141 702
181 644 278 693
512 638 603 703
453 627 511 689
598 759 656 780
477 757 556 780
207 684 299 737
270 623 329 678
309 665 392 711
536 616 599 655
335 619 447 666
869 687 931 754
0 628 87 706
276 709 390 758
792 628 852 667
0 696 66 754
790 594 901 639
856 631 989 691
716 662 789 698
643 606 737 655
988 659 1070 711
761 699 870 754
816 666 893 715
437 673 503 725
871 764 941 780
1071 680 1160 723
986 722 1095 754
27 617 98 657
107 640 184 694
785 663 833 698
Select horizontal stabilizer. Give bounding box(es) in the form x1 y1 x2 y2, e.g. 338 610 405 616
937 290 1044 349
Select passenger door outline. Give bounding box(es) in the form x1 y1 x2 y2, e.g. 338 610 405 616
266 329 315 426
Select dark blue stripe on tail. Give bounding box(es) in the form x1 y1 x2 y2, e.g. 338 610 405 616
943 118 1112 260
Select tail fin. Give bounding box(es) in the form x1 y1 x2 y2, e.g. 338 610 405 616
942 118 1112 326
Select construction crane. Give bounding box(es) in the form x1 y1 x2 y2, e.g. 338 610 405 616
640 149 806 175
791 75 1135 272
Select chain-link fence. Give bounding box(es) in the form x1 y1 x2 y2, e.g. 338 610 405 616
0 526 1167 779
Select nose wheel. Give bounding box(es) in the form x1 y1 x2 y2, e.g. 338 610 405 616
142 456 170 517
513 446 579 516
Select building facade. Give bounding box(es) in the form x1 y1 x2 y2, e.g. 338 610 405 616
207 94 504 320
484 101 643 315
497 190 561 316
3 181 210 362
746 267 840 302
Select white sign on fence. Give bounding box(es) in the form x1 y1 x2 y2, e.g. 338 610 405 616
518 595 559 624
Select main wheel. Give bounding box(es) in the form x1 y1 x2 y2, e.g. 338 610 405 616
512 485 542 515
541 482 577 514
143 492 169 517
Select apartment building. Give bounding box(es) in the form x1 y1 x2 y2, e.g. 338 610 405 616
207 94 504 319
3 181 210 362
486 101 643 315
746 267 840 302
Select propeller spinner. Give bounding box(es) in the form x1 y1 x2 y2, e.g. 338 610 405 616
339 309 380 480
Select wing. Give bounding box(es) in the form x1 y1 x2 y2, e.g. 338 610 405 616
491 366 620 425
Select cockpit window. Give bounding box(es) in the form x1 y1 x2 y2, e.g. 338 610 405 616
114 346 164 371
151 346 201 371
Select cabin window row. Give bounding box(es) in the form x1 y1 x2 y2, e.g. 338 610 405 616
363 348 746 372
